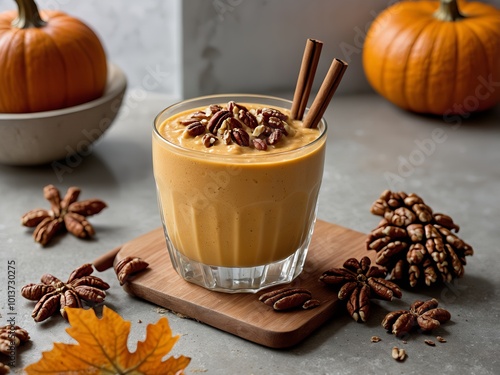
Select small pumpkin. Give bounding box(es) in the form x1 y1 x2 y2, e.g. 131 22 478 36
362 0 500 115
0 0 107 113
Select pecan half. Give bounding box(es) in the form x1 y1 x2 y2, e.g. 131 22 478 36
261 107 288 121
114 256 149 285
382 298 451 338
231 128 250 147
0 363 10 374
202 133 218 148
392 346 406 361
185 121 206 137
252 138 267 151
267 116 288 135
207 110 232 134
259 287 320 311
0 325 30 356
266 129 283 145
238 109 258 129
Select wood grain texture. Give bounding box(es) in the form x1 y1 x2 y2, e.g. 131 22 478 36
116 219 372 348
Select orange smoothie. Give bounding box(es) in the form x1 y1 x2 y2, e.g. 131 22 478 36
153 96 326 269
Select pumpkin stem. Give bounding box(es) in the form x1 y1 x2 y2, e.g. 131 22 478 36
434 0 465 22
12 0 47 29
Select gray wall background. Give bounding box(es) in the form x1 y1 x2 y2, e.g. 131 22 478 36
1 0 499 98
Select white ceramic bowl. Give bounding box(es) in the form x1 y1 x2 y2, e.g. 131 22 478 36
0 63 127 166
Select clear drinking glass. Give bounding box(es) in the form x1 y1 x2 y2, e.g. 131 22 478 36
152 94 327 293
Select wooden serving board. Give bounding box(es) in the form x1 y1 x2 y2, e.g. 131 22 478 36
114 220 371 348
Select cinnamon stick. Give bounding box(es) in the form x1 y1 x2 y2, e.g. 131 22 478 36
93 246 122 271
303 58 348 129
291 38 323 120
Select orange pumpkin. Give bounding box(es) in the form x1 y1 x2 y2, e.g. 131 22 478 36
363 0 500 115
0 0 107 113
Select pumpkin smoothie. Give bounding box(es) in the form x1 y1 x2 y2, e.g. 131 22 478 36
152 95 326 291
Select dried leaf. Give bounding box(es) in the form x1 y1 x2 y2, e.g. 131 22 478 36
25 306 190 375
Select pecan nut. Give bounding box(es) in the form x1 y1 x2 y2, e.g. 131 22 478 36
231 128 250 147
114 256 149 285
202 133 217 148
238 108 258 129
320 256 402 322
367 190 473 287
392 346 406 361
252 138 267 151
21 263 109 322
266 129 283 145
21 185 107 246
207 110 232 134
382 298 451 338
259 287 320 311
0 324 30 356
185 121 206 137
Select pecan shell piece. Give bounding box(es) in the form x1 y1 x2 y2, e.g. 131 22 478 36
320 256 402 322
367 190 473 287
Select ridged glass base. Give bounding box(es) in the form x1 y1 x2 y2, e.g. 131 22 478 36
164 231 310 293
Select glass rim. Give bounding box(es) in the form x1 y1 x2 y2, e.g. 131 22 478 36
153 93 328 161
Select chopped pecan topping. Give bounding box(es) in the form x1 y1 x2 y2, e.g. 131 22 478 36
260 107 288 121
185 121 206 137
252 138 267 151
266 129 283 145
231 128 250 147
202 133 218 148
267 116 288 135
238 109 258 129
177 100 298 151
207 110 232 134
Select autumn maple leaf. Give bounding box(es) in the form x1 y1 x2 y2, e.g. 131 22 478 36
25 306 190 375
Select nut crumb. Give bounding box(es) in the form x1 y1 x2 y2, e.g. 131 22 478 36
436 336 446 343
137 319 142 324
402 340 407 344
371 336 381 343
424 339 436 346
392 346 406 361
155 307 167 314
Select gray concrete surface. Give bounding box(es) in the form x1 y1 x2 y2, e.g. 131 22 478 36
1 92 499 374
